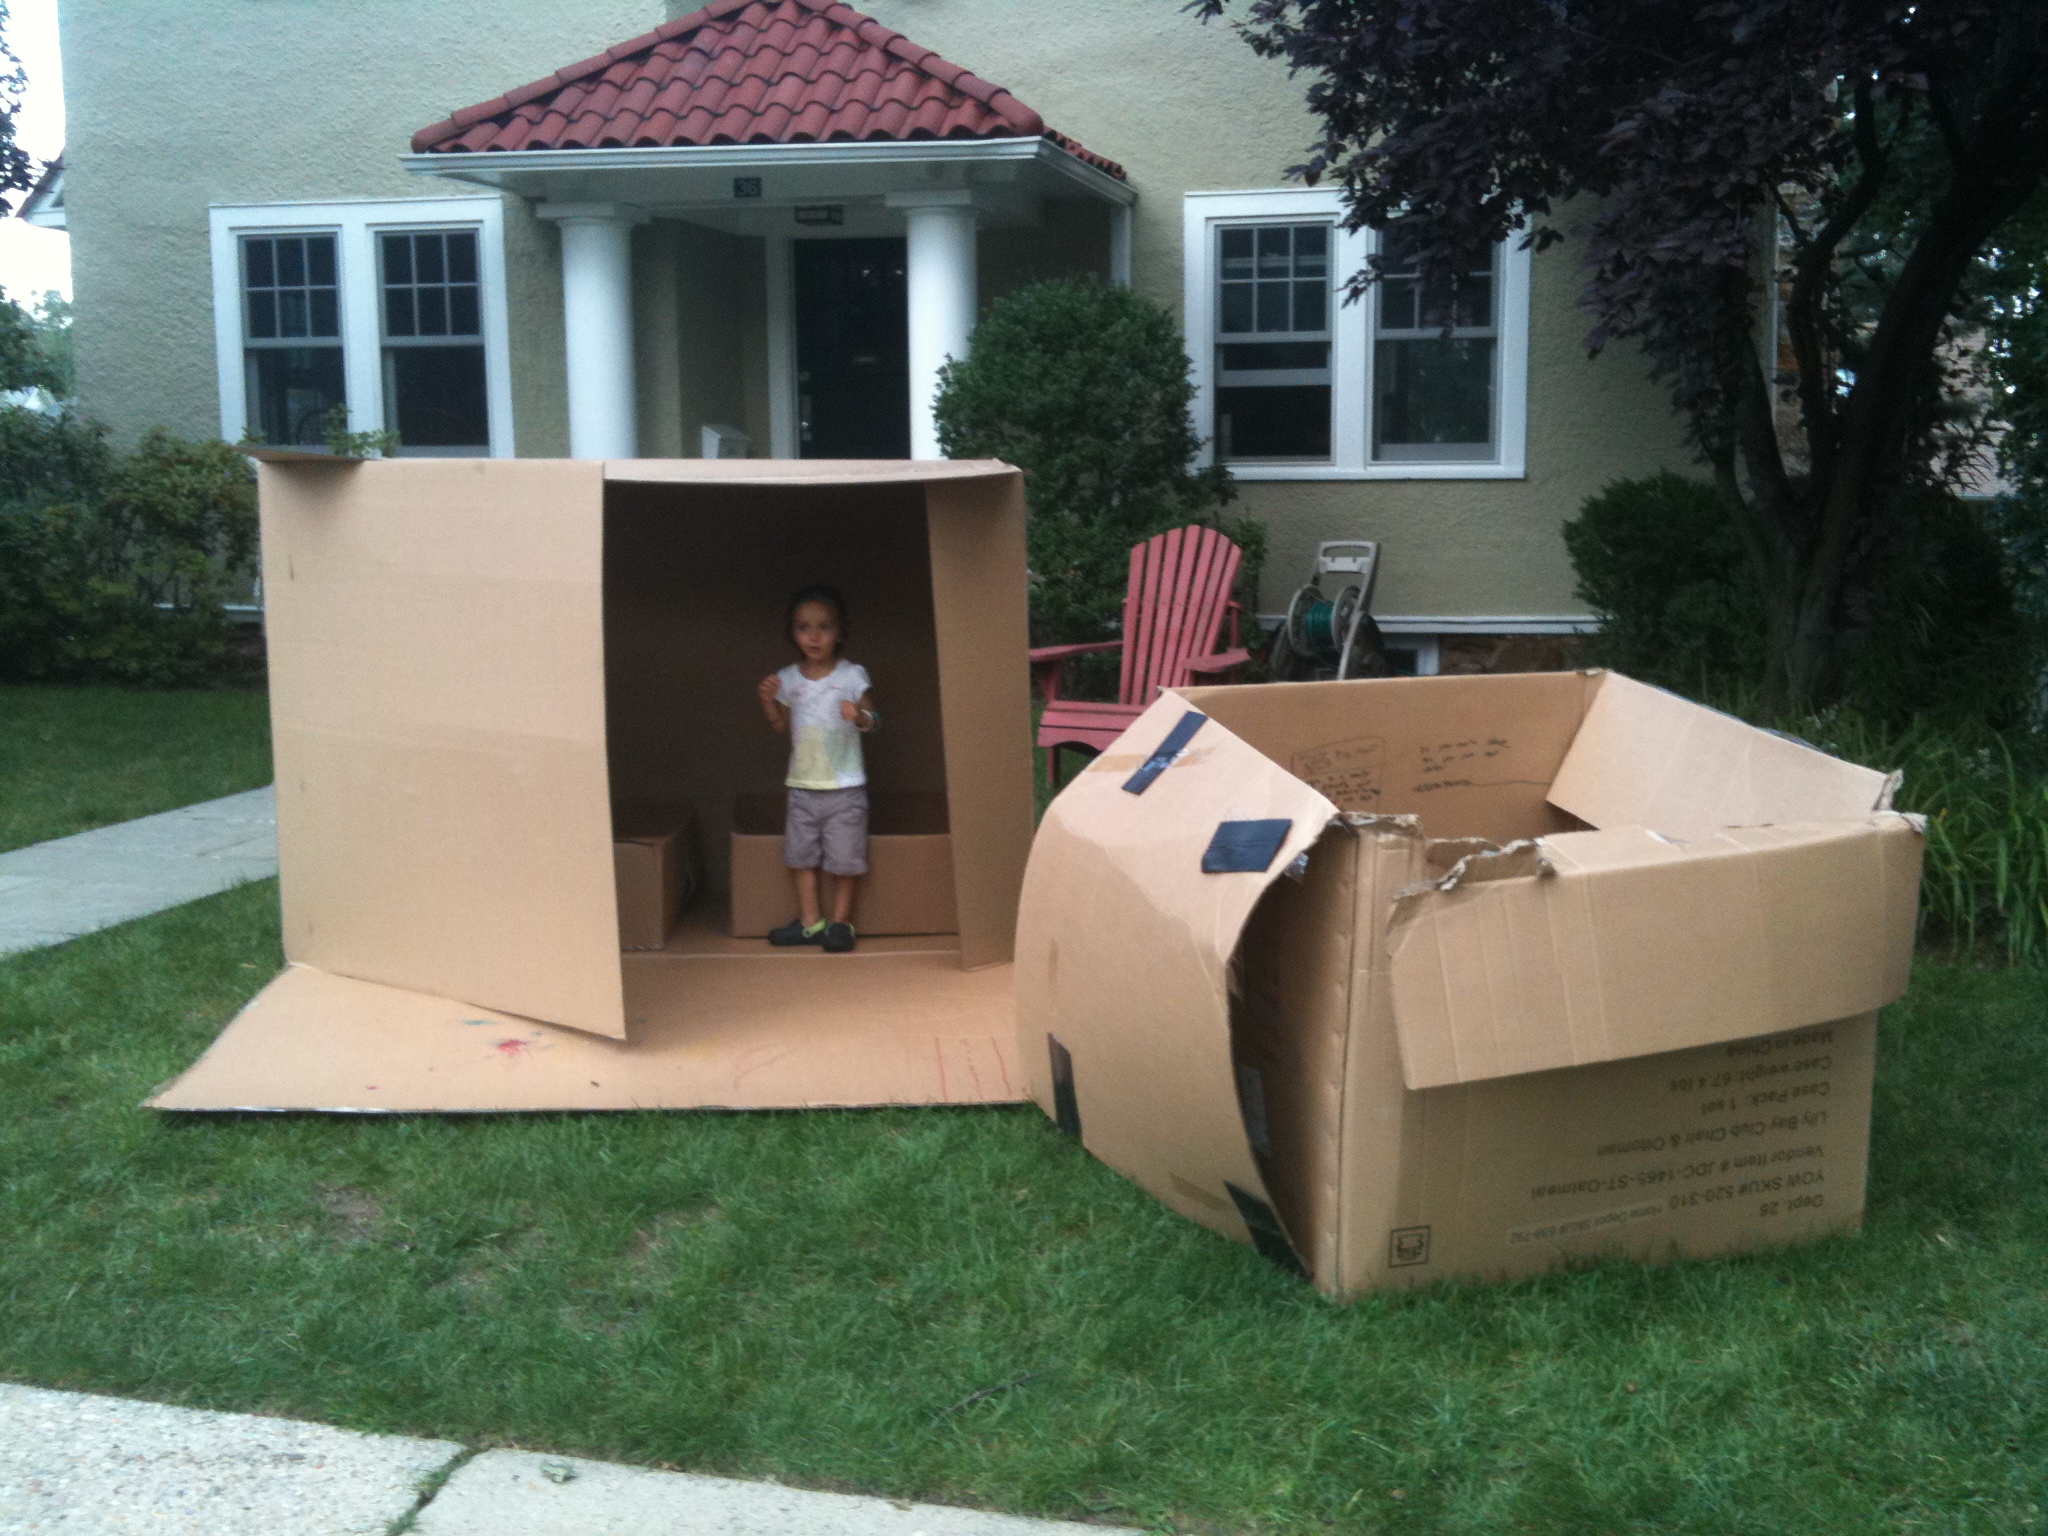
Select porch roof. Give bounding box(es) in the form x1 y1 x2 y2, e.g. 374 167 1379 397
410 0 1124 180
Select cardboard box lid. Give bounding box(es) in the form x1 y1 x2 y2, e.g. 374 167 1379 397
1013 691 1337 1254
1386 815 1924 1089
1549 672 1896 836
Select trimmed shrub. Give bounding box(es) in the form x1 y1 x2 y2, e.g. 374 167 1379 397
1562 471 1766 697
0 415 258 687
934 277 1259 649
1565 472 2039 729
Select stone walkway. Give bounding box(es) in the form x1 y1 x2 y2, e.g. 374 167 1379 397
0 1384 1118 1535
0 787 278 959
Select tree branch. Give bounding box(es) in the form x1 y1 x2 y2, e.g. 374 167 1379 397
1785 78 1893 486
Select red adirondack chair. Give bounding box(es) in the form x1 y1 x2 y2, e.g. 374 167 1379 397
1031 524 1251 786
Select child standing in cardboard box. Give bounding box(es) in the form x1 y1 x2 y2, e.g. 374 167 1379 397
757 585 877 953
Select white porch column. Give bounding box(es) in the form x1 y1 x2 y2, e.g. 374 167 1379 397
539 202 646 459
890 192 978 460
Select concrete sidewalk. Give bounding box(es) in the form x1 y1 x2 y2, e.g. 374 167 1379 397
0 787 277 959
0 1383 1121 1535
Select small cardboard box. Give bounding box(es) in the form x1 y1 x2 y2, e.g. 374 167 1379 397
613 806 698 951
729 790 956 937
153 457 1034 1114
1015 672 1924 1297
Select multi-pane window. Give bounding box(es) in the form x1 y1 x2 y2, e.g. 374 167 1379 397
242 234 344 446
380 230 488 453
1372 223 1499 462
1214 223 1332 461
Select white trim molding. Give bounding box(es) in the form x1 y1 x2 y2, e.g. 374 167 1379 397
1184 188 1530 481
208 196 515 456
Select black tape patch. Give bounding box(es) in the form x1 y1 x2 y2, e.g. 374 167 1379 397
1122 710 1207 794
1202 818 1293 874
1047 1034 1081 1138
1225 1181 1307 1277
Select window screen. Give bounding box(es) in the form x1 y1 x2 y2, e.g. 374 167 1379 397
1373 223 1498 462
380 230 488 453
1215 222 1332 461
241 233 344 446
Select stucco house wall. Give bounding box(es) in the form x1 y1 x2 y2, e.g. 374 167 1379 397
60 0 656 456
838 0 1692 620
60 0 1692 626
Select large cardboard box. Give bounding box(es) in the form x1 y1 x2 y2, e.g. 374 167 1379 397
1014 672 1924 1297
152 457 1035 1114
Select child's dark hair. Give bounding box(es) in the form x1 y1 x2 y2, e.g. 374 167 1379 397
786 584 850 646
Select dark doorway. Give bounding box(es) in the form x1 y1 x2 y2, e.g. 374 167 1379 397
795 237 909 458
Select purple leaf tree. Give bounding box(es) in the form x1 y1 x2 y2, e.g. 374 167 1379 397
1198 0 2048 707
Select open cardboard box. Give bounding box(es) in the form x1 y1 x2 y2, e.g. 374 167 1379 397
1014 672 1925 1298
151 457 1035 1114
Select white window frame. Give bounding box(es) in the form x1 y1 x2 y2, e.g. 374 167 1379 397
1184 188 1530 480
209 196 515 456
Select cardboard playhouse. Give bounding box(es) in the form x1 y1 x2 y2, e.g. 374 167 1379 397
151 457 1036 1113
1013 671 1925 1299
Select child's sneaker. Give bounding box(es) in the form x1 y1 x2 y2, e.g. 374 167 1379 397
821 921 857 953
768 918 827 946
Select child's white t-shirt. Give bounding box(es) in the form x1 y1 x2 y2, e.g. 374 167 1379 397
776 659 871 790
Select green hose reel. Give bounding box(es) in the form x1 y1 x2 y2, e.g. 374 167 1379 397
1269 540 1389 682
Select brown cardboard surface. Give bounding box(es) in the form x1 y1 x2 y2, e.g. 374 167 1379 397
152 939 1020 1112
259 457 627 1039
603 479 950 892
925 474 1035 969
614 833 682 951
1387 817 1924 1089
1549 672 1894 835
729 791 957 937
1229 822 1366 1276
604 459 1017 485
162 456 1035 1115
1347 1014 1877 1292
1017 671 1922 1297
1015 691 1337 1254
1183 672 1599 843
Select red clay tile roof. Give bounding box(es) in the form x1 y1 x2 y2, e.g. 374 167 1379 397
412 0 1125 179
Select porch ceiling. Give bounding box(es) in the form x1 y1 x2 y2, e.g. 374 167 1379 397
405 138 1128 235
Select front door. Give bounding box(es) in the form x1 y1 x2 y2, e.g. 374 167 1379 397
795 237 910 459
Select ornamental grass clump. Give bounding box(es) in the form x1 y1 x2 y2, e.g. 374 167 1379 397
934 277 1260 655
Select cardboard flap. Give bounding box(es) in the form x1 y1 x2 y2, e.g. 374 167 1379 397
260 458 627 1039
1013 692 1337 1252
1388 816 1923 1089
1549 673 1894 835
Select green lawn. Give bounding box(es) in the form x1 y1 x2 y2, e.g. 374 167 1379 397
2 886 2042 1534
0 686 273 852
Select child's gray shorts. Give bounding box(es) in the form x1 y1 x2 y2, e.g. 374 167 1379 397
784 786 869 876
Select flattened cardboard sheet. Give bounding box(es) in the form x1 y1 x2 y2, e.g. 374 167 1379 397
1386 816 1924 1089
1549 672 1894 836
1014 691 1336 1250
260 457 626 1038
152 941 1019 1112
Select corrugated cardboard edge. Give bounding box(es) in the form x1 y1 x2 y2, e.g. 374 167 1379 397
1014 692 1339 1256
